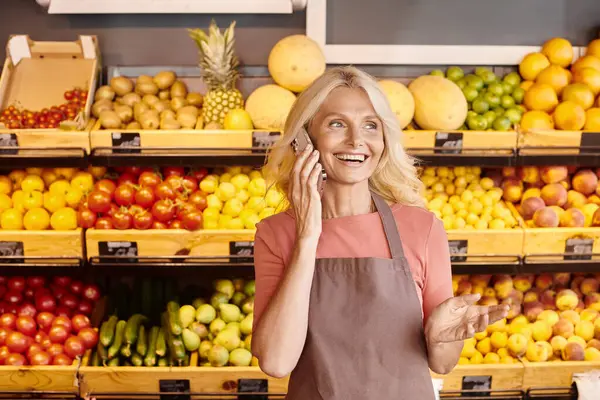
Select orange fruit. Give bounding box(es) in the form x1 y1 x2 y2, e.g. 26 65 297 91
520 110 554 131
535 65 572 95
571 55 600 74
542 37 574 68
520 81 534 91
586 39 600 58
562 83 595 110
584 108 600 130
523 83 559 112
519 53 551 81
553 101 586 130
573 67 600 95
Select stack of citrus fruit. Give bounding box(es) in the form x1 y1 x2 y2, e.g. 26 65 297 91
519 37 600 131
430 67 525 131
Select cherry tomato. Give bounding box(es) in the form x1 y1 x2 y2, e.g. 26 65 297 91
4 353 26 366
48 325 69 344
17 303 37 318
64 91 74 101
26 276 45 289
114 184 136 206
71 315 91 333
0 313 16 330
94 217 113 230
30 351 51 365
7 277 25 292
35 295 57 313
138 171 161 188
87 191 111 214
152 200 175 223
182 211 204 231
6 331 28 353
64 336 85 359
77 327 98 349
133 211 153 230
4 290 22 305
163 167 185 177
154 182 176 201
117 173 137 187
52 353 72 366
134 187 155 209
36 312 55 332
112 209 133 230
94 179 117 198
77 207 97 229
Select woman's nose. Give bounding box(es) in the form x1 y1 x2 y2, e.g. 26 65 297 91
346 125 364 147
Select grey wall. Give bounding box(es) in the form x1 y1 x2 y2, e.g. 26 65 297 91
1 0 600 68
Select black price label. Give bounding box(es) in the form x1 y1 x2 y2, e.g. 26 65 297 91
159 379 190 400
229 241 254 263
98 241 138 263
111 132 141 154
462 375 491 397
252 131 280 153
0 133 18 155
449 239 468 263
434 132 463 154
0 241 24 264
579 132 600 150
564 237 594 261
238 378 268 400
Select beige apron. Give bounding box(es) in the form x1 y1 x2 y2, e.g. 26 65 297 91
286 192 436 400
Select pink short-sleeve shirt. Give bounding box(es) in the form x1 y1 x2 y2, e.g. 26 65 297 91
252 204 454 327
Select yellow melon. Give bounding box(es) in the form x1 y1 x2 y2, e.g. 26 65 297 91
268 35 326 93
407 75 468 130
245 84 296 130
378 80 415 129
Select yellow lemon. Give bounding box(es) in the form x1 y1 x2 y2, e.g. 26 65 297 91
248 178 267 197
223 198 244 217
1 208 23 230
216 182 236 202
23 207 50 230
0 194 12 213
230 174 250 191
206 194 223 210
223 109 254 130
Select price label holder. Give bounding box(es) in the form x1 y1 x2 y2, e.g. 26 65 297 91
564 237 594 261
572 371 600 400
431 378 443 400
252 131 280 154
0 133 19 155
229 241 254 263
111 132 141 154
461 375 491 397
579 131 600 152
237 378 268 400
98 241 138 263
434 132 463 154
449 240 468 263
159 379 190 400
0 241 24 264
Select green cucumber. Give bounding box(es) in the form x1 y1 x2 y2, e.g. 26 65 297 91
162 312 186 364
131 352 144 367
107 320 127 359
136 324 147 356
155 327 167 357
100 315 118 347
166 301 183 335
144 326 159 367
157 357 168 367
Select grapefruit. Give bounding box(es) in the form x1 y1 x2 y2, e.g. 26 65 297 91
541 37 574 68
584 108 600 130
562 83 595 110
520 110 554 131
523 83 559 112
571 55 600 74
378 80 415 129
586 39 600 58
553 101 586 130
519 53 551 81
573 67 600 95
535 65 572 95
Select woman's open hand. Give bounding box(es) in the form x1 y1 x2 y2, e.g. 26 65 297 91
289 144 323 241
425 294 510 345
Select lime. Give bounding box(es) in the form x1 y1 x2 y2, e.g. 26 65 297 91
483 92 501 108
492 116 512 131
462 86 479 102
473 115 489 130
493 107 505 117
456 79 467 90
501 82 514 95
465 75 484 91
516 104 527 113
467 110 478 119
482 71 497 85
472 97 490 114
466 115 479 130
487 82 504 96
483 111 497 126
501 95 515 109
458 124 468 130
446 66 465 82
430 69 445 77
475 67 492 77
503 72 522 87
504 108 522 124
512 87 525 104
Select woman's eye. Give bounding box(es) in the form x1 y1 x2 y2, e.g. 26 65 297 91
329 121 343 128
365 122 377 129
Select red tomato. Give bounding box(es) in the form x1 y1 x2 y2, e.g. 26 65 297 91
23 287 35 300
117 172 137 187
5 353 26 366
134 187 155 209
70 280 84 296
48 325 69 344
0 277 6 285
77 301 93 315
27 343 43 359
0 345 9 364
77 207 97 229
15 315 36 336
0 328 10 346
7 277 25 292
64 336 85 359
169 220 183 229
52 316 73 332
191 168 209 182
35 295 56 313
152 221 168 229
104 203 119 218
94 217 113 230
5 290 23 305
6 305 18 315
188 191 208 211
26 276 45 289
77 327 98 349
88 166 107 180
176 202 197 220
124 166 143 176
112 209 133 230
17 303 36 318
87 191 111 214
181 176 199 192
35 287 52 298
53 276 71 287
51 286 67 300
52 353 72 366
165 175 184 193
60 293 78 310
163 167 185 177
6 331 28 353
133 210 153 230
94 179 117 197
154 182 176 200
0 313 16 329
0 285 6 300
82 283 100 303
138 171 161 188
0 301 6 314
46 343 63 357
152 200 175 223
54 306 72 318
71 315 90 333
114 184 136 206
182 211 204 231
34 331 48 344
36 312 55 332
30 351 51 365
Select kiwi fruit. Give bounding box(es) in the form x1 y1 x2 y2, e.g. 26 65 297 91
121 93 142 107
94 86 116 102
136 81 159 96
177 113 197 129
92 99 113 118
160 118 182 130
114 104 133 123
142 94 160 107
170 97 188 112
170 81 188 98
154 71 177 90
110 76 134 96
161 110 177 121
99 110 121 129
187 92 204 107
126 121 142 130
158 90 171 100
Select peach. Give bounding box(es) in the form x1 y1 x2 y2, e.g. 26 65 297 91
507 289 524 304
533 207 560 228
507 333 528 357
550 335 568 357
553 318 575 338
592 208 600 227
537 310 560 327
577 299 586 312
566 190 588 208
540 183 568 207
522 188 542 202
559 207 586 227
472 285 486 296
540 166 569 184
595 318 600 340
581 278 600 296
561 342 585 361
575 320 595 341
494 275 514 299
553 273 571 286
535 274 553 290
479 296 499 306
457 281 473 295
526 341 550 362
524 289 541 304
483 287 496 298
572 169 599 195
588 194 600 205
595 167 600 180
503 298 522 320
588 338 600 351
549 205 566 219
519 167 541 184
502 167 518 178
487 318 507 334
567 335 588 348
584 347 600 361
571 276 585 291
582 203 600 227
540 290 557 310
556 289 580 311
514 275 534 292
527 181 545 189
502 178 524 203
524 301 544 322
520 197 546 220
560 180 571 190
483 352 501 364
585 292 600 307
561 310 581 326
476 337 492 355
490 331 508 350
470 274 492 287
531 320 553 342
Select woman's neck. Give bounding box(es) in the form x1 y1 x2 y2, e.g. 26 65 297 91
321 181 373 219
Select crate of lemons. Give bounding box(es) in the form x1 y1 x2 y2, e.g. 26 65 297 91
422 166 520 231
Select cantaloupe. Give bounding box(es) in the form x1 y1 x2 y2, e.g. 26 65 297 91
408 75 468 130
245 84 297 130
378 80 415 129
268 35 326 93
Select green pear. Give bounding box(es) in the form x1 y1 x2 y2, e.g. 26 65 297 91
190 322 209 339
229 348 252 366
240 313 253 336
214 329 241 352
214 279 235 299
209 318 226 335
225 322 241 337
241 296 254 315
244 334 252 351
243 280 256 297
196 304 217 324
233 279 245 292
182 328 200 352
219 303 241 323
192 297 206 309
231 292 247 306
211 292 230 309
208 344 229 367
179 305 196 329
199 340 212 359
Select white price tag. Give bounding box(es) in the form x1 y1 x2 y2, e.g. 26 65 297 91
572 371 600 400
431 378 443 400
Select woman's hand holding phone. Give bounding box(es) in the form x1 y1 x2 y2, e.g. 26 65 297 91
290 143 323 242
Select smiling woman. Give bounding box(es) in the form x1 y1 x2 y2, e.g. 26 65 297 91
251 66 508 400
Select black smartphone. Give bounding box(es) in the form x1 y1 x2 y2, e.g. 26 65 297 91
291 128 327 187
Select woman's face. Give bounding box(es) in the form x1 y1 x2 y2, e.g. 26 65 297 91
309 86 385 186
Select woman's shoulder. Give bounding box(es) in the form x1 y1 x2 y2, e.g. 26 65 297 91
255 210 295 242
391 204 445 241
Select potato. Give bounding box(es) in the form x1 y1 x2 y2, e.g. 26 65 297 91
154 71 177 90
94 86 115 102
110 76 134 96
99 110 121 129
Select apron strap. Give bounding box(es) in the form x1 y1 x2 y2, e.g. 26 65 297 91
371 192 406 261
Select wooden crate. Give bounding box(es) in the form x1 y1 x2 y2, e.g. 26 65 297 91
85 229 256 260
404 130 517 155
0 229 83 260
431 363 525 391
517 129 600 155
521 360 600 389
522 227 600 262
0 363 79 391
0 35 101 153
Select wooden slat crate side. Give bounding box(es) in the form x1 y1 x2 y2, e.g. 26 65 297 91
404 130 517 151
522 226 600 260
521 360 600 388
0 229 83 258
431 363 525 391
0 365 79 391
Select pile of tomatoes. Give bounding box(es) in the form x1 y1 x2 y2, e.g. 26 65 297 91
0 88 88 130
0 276 101 366
79 166 209 230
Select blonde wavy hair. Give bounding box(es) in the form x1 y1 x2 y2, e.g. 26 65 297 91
263 66 425 208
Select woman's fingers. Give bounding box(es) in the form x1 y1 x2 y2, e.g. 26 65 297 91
307 161 322 196
300 150 319 187
292 145 313 198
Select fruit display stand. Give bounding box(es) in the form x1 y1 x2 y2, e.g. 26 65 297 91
517 129 600 157
0 35 100 155
521 360 600 390
0 363 79 392
522 226 600 263
431 364 525 392
0 229 83 263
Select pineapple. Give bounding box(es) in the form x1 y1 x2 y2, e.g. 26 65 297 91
189 20 244 126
